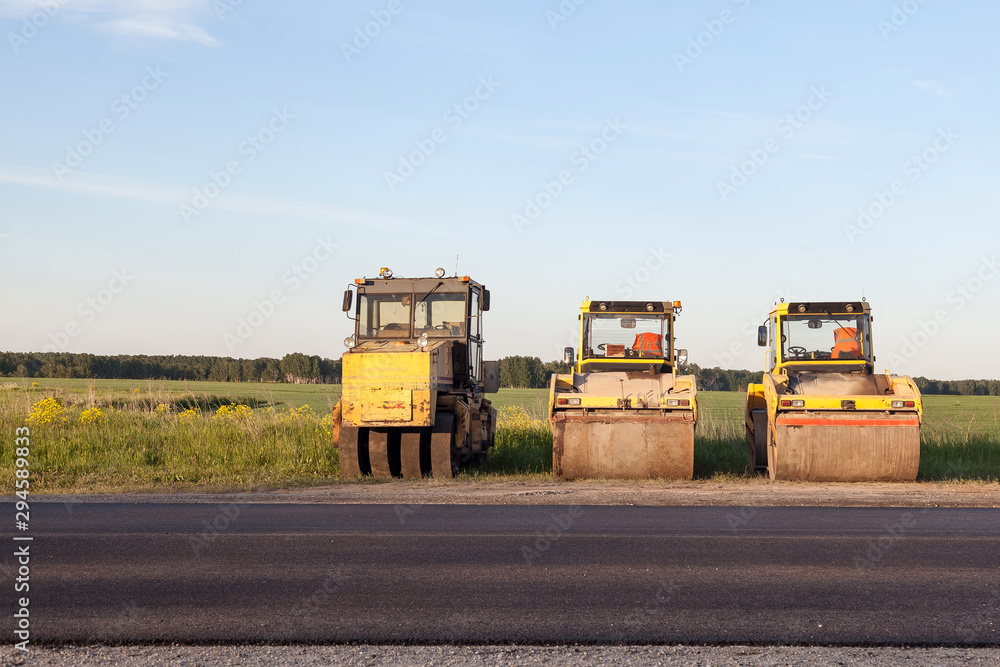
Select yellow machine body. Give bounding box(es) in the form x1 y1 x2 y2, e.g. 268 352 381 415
335 272 498 479
549 299 697 479
745 300 922 481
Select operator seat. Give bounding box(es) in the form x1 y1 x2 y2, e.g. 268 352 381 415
832 327 861 359
632 332 663 356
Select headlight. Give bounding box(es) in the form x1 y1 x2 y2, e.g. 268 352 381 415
435 267 446 278
344 336 356 349
417 333 428 348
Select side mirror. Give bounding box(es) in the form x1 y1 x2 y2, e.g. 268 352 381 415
676 349 688 366
482 289 490 312
757 325 768 347
563 347 574 366
342 290 353 313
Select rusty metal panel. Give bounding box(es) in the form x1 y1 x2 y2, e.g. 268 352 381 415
771 412 920 482
483 360 500 394
359 389 412 422
342 348 433 427
552 415 694 480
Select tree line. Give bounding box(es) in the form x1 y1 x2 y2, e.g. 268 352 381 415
498 356 571 389
0 352 341 384
497 358 767 392
912 377 1000 396
2 351 992 394
683 365 1000 395
497 358 993 395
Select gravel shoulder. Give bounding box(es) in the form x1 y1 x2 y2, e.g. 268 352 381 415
5 645 1000 667
26 478 1000 507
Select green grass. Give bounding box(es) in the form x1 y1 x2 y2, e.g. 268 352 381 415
17 377 342 411
486 388 550 420
689 392 1000 482
1 382 342 493
918 395 1000 481
466 403 552 480
1 379 997 492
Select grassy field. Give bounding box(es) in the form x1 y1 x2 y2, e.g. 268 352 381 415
1 378 998 493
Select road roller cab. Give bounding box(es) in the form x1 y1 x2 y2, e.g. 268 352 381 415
745 300 922 481
336 267 499 478
549 299 698 480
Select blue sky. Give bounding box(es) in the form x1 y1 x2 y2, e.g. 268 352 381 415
1 0 997 380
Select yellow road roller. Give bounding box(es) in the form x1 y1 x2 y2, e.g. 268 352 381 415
745 300 922 481
335 267 498 478
549 299 697 479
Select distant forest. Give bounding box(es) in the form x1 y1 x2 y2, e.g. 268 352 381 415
2 352 996 396
0 352 341 384
496 357 1000 396
495 357 765 392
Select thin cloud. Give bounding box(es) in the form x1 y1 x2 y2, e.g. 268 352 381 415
911 79 952 97
0 166 435 232
100 17 219 47
0 0 222 46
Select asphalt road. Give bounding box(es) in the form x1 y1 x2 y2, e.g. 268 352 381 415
7 503 1000 644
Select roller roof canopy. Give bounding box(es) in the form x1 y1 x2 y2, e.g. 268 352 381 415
583 300 673 313
773 301 870 316
356 276 482 293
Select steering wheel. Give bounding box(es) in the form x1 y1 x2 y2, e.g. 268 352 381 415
597 343 606 352
787 346 807 358
434 323 450 330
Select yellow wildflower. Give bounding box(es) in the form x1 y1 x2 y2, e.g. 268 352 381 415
79 408 106 425
213 404 253 421
26 397 67 425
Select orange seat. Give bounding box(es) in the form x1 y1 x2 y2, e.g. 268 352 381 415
632 332 663 355
832 327 860 359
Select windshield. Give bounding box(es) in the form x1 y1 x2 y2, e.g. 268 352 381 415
584 314 669 359
415 293 466 338
781 314 871 362
358 290 467 340
358 293 411 338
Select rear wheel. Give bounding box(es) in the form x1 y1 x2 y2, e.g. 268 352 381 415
766 421 778 481
368 430 401 478
339 427 371 477
431 412 457 478
748 410 769 472
400 429 431 479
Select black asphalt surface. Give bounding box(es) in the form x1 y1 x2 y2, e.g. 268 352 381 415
7 502 1000 644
